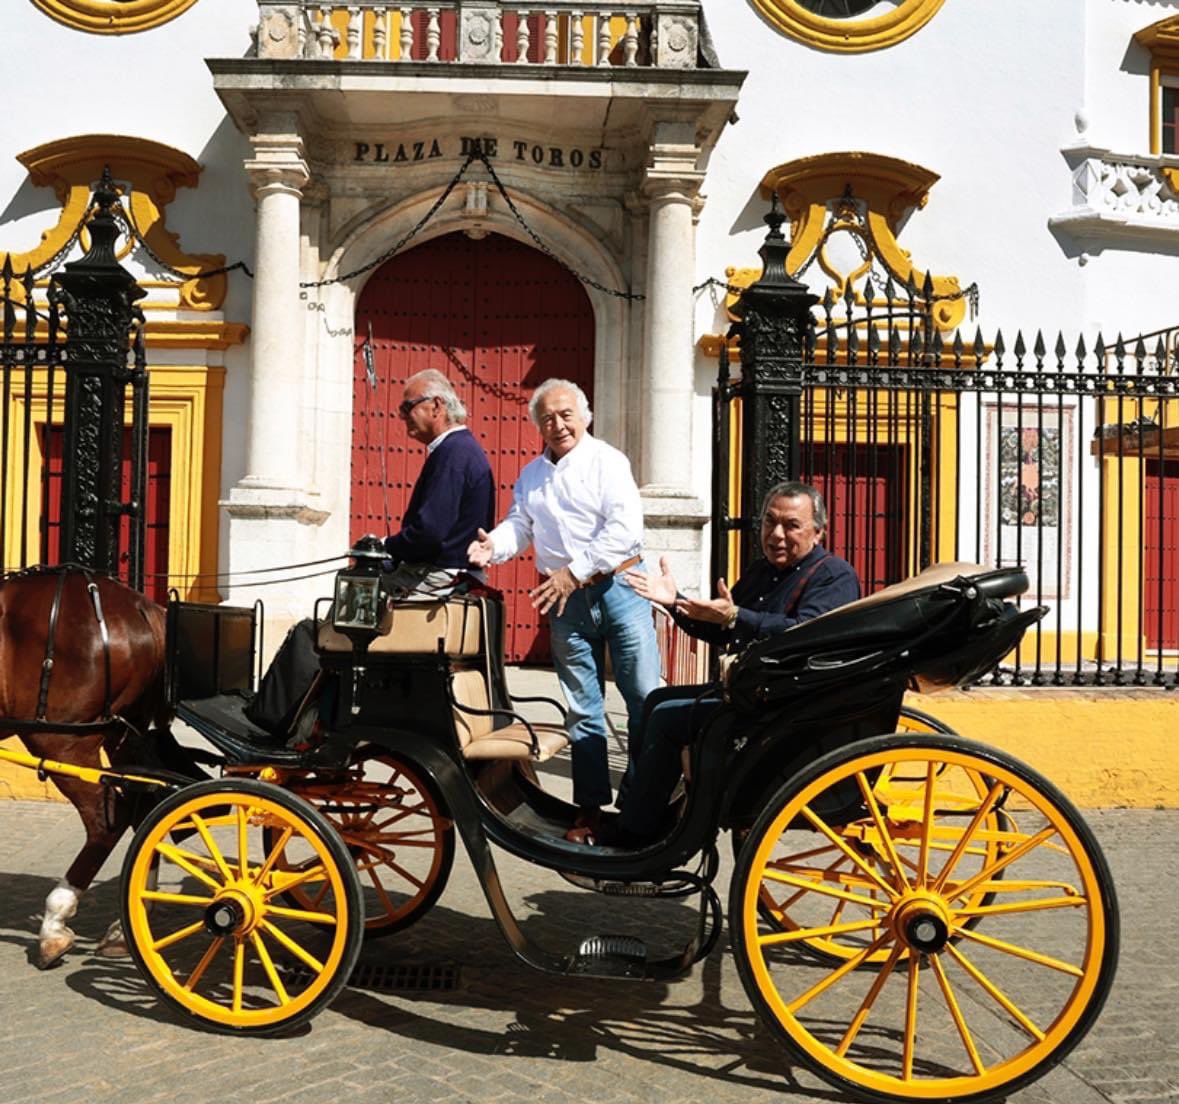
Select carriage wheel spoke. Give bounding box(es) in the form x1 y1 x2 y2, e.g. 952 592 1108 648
957 895 1088 918
763 868 891 913
138 889 215 907
365 865 398 915
265 862 329 897
151 919 205 952
256 826 293 883
931 781 1005 893
799 804 900 901
237 805 251 879
786 930 893 1013
265 903 339 926
950 825 1058 903
184 936 224 992
190 813 235 882
956 926 1084 976
916 761 937 888
232 940 245 1013
930 951 986 1075
836 942 906 1057
946 943 1045 1040
260 919 324 973
902 952 920 1079
250 930 291 1006
857 771 911 892
156 843 224 892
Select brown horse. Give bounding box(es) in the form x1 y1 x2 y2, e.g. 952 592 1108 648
0 567 170 967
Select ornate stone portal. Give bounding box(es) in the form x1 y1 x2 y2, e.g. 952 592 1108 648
211 7 744 610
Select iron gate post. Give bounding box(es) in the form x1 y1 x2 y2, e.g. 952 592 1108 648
727 198 819 569
49 169 147 581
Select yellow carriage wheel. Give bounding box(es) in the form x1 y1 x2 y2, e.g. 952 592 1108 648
730 733 1118 1103
121 779 364 1035
754 707 1012 964
262 751 454 937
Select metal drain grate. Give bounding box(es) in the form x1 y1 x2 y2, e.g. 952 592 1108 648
285 962 460 993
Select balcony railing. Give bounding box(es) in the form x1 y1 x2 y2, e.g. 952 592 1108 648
254 1 705 68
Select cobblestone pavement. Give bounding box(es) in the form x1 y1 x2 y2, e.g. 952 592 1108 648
0 676 1173 1104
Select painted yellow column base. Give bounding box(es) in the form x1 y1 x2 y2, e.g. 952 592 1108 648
905 689 1179 808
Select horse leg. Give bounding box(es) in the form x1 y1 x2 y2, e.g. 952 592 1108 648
35 760 133 969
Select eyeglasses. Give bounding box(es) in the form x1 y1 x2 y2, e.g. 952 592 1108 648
398 394 434 418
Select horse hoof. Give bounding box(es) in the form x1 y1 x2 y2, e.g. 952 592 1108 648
95 920 129 958
37 931 75 970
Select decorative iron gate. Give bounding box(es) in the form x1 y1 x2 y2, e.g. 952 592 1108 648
0 169 150 588
715 202 1179 688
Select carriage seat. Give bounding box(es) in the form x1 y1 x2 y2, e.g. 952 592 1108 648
450 669 569 762
316 597 483 657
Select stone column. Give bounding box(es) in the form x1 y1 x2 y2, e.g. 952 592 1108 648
224 120 327 621
637 119 709 590
241 127 308 491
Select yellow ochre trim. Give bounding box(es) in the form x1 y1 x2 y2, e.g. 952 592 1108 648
5 135 226 310
29 0 199 34
750 0 945 54
1135 16 1179 154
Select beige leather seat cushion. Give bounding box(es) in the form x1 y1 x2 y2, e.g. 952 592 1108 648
450 668 569 762
318 599 483 656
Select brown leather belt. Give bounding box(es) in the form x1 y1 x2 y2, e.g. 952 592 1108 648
581 554 641 589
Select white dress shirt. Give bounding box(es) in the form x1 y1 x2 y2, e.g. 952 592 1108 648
487 433 644 582
426 424 467 454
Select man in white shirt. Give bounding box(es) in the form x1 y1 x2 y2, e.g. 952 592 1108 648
468 378 660 839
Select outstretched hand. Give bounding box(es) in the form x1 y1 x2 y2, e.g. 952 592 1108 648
624 555 679 608
675 577 738 625
467 528 494 569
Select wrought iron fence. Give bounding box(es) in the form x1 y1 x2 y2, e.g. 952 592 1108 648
0 171 150 589
713 293 1179 688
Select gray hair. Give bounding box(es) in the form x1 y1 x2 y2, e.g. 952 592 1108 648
406 368 466 424
761 480 828 532
528 378 593 428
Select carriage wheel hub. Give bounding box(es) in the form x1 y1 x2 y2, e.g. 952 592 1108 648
204 889 259 936
891 892 952 954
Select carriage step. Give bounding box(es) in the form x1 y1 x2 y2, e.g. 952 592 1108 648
568 934 647 978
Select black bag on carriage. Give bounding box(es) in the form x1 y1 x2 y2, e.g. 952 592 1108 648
244 618 321 737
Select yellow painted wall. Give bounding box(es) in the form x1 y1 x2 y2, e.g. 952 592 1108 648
905 689 1179 808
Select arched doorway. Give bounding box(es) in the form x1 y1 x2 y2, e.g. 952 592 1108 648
352 230 595 663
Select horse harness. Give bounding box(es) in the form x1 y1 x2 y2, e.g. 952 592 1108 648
2 565 127 736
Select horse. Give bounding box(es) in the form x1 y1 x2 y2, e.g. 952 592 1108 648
0 566 171 967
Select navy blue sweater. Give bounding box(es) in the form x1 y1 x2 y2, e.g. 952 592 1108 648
384 428 495 568
673 544 860 652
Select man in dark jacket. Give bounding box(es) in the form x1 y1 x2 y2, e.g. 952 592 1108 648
247 370 492 737
383 368 495 595
602 481 859 844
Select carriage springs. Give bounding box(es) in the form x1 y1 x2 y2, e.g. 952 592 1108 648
353 135 604 170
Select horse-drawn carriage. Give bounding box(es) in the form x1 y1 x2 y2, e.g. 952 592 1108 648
0 547 1118 1104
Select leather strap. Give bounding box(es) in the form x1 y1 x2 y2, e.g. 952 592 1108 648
784 552 831 617
35 570 69 721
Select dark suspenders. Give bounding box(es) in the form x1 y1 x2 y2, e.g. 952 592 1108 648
784 552 831 617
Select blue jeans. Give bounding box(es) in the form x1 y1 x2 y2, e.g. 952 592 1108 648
548 569 661 809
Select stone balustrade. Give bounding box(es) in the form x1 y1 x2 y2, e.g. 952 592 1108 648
254 1 703 68
1050 144 1179 244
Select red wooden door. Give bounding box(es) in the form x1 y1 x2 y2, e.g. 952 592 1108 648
1144 458 1179 650
804 443 907 595
352 231 595 663
41 425 172 604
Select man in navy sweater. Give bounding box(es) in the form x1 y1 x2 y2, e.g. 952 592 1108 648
247 370 492 737
383 368 495 595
